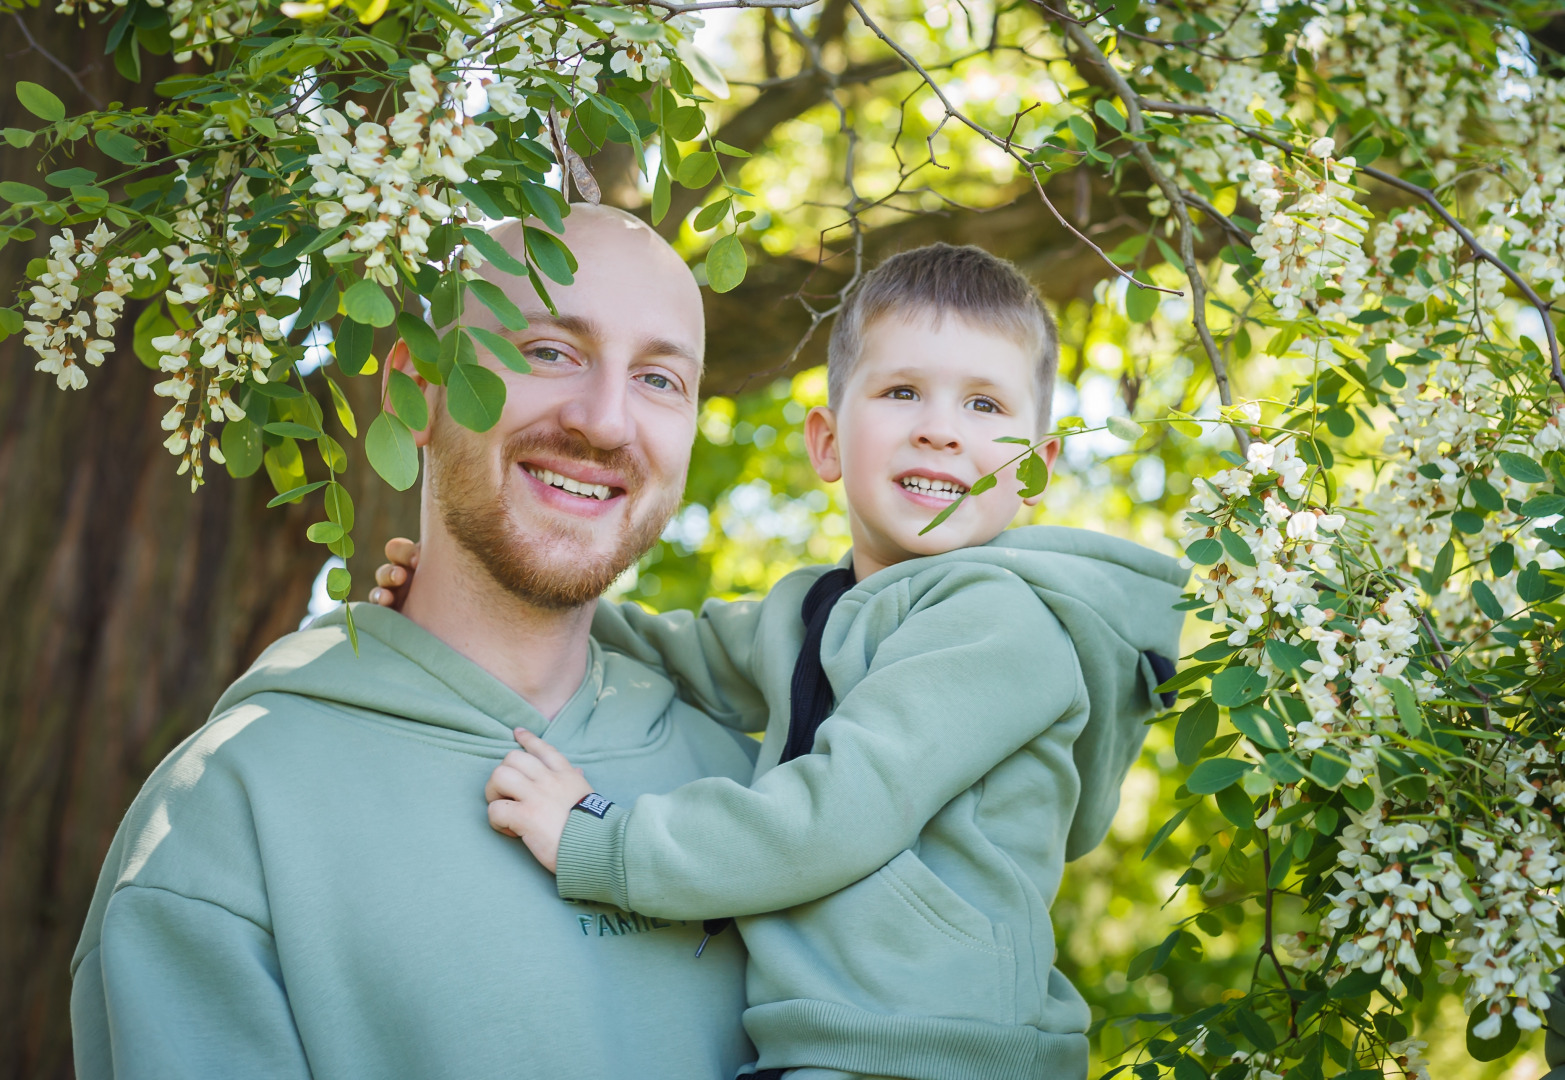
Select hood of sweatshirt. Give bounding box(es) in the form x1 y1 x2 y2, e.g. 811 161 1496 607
211 603 686 762
857 525 1188 860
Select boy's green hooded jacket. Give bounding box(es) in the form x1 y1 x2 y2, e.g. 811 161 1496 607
569 526 1187 1080
70 604 758 1080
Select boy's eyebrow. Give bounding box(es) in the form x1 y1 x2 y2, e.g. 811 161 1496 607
513 313 701 367
877 366 1013 392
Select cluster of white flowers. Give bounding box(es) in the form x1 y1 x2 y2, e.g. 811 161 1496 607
22 224 159 390
1246 140 1371 321
55 0 263 64
307 62 492 286
1484 166 1565 303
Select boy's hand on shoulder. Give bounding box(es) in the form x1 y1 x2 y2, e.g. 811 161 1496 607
485 729 593 873
368 537 420 609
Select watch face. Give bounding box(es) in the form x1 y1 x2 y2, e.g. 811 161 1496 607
575 793 614 819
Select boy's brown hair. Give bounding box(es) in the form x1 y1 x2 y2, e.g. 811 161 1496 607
826 243 1059 433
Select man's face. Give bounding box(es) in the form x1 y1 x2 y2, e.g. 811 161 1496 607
423 211 704 609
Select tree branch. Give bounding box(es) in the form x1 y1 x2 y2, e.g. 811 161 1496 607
1051 13 1250 450
638 0 817 12
12 12 103 110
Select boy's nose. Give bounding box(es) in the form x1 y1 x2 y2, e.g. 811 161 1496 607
913 416 961 451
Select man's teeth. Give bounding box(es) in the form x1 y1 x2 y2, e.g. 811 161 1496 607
900 476 968 502
527 466 613 500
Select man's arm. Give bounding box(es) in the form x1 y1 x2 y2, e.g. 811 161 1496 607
554 567 1083 918
72 887 310 1079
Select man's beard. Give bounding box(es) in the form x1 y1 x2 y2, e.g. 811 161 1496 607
431 418 681 610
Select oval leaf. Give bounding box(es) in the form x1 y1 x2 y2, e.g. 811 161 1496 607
1497 451 1546 484
1106 415 1145 442
366 411 419 491
1186 758 1253 795
17 81 65 123
342 279 397 328
445 361 506 432
705 234 747 294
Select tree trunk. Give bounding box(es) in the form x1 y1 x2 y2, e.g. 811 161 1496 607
0 17 419 1077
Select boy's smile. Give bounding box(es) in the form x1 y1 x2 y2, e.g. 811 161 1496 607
805 311 1058 580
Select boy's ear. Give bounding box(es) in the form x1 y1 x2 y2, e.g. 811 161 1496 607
1022 437 1062 507
804 406 842 484
385 340 438 449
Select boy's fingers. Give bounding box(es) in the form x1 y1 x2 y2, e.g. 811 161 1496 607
385 537 419 568
368 587 391 607
515 729 574 772
487 800 526 837
374 564 406 589
486 761 541 802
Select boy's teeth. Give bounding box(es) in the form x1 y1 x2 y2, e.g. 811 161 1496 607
527 466 613 500
900 476 967 502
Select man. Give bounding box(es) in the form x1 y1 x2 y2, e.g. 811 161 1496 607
70 206 758 1080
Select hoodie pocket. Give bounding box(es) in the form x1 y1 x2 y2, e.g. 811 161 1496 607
745 849 1017 1026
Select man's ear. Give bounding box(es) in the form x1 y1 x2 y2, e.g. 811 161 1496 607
804 406 842 484
1022 437 1062 507
385 339 438 449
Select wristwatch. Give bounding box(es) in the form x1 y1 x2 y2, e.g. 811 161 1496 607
571 792 614 819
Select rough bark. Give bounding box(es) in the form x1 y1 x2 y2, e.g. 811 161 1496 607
0 17 420 1077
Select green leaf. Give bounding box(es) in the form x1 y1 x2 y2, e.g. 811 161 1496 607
917 493 968 535
1093 99 1127 132
307 521 345 544
342 279 397 328
1106 415 1144 441
1498 451 1546 484
0 181 47 204
383 369 426 432
94 129 144 164
266 479 329 507
466 278 529 331
445 362 506 432
335 318 374 376
461 226 529 277
17 82 65 123
664 104 705 142
1466 1004 1520 1062
1174 697 1218 765
1187 758 1253 795
1066 114 1096 148
1218 527 1257 567
525 226 577 286
705 234 747 294
397 311 440 378
1211 665 1267 707
325 376 357 437
651 165 671 225
969 473 998 496
1491 541 1515 577
1353 135 1383 164
467 324 531 374
1521 493 1565 518
676 150 718 188
366 411 419 491
693 197 732 233
1230 705 1288 750
1215 784 1254 829
1155 660 1222 695
326 566 352 601
1142 802 1194 859
1017 452 1050 498
221 418 263 478
264 421 322 440
1184 536 1223 564
1428 538 1455 592
1125 273 1160 322
713 139 750 158
1472 579 1504 620
1264 638 1307 673
1379 676 1423 737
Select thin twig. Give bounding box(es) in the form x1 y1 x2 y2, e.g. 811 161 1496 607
1053 14 1250 450
12 12 103 110
846 0 1180 296
636 0 816 11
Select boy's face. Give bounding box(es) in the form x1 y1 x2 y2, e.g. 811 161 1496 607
807 310 1058 579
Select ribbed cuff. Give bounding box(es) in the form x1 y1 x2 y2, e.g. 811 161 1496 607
555 800 631 910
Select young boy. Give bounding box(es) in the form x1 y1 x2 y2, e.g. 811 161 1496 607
374 244 1186 1080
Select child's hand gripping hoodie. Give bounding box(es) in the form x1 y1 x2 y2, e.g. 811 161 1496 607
569 526 1187 1080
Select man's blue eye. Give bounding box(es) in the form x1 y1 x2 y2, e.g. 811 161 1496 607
532 348 561 363
643 373 672 390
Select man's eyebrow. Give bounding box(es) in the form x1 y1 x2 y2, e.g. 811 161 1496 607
511 313 701 368
641 336 702 367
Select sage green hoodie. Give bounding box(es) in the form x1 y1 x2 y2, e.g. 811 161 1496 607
70 604 759 1080
566 526 1186 1080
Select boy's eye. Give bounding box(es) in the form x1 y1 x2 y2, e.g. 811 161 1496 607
969 396 1002 414
887 386 917 400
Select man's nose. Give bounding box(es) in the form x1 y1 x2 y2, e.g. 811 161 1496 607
557 361 634 450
